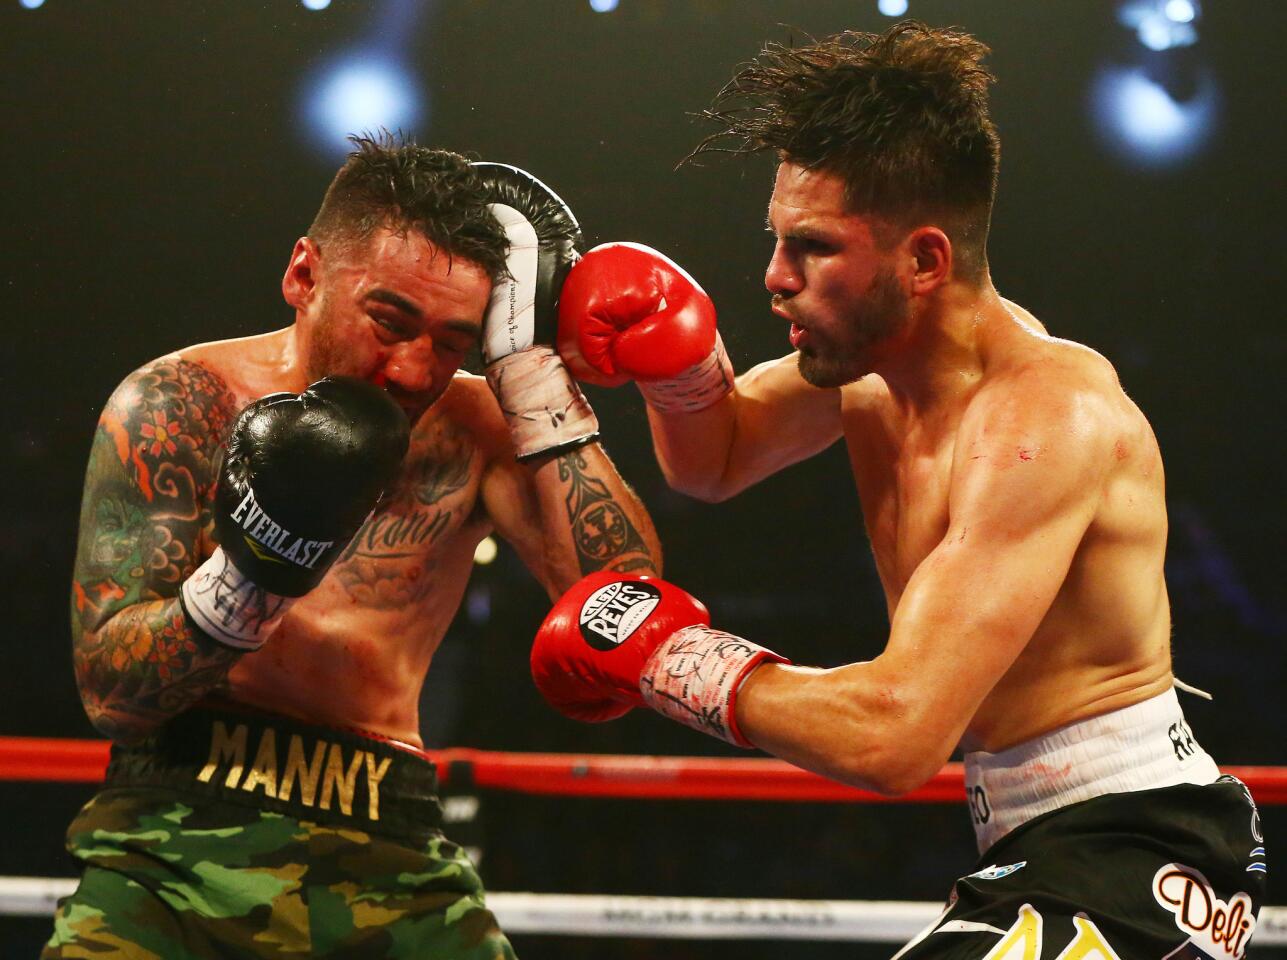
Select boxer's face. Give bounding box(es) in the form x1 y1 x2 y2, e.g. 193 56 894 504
285 228 490 422
765 163 912 387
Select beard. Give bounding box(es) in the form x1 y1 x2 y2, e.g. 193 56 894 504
303 294 442 423
795 267 910 389
303 291 358 383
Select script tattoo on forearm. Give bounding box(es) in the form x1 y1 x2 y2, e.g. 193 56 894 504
557 449 655 575
71 360 241 737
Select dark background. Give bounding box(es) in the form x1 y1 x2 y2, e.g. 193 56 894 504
3 0 1284 955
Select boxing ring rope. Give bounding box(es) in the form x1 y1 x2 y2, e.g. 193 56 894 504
3 735 1284 944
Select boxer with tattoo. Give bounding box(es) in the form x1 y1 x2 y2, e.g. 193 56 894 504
47 135 660 959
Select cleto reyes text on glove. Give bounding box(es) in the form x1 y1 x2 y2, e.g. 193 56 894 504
530 571 789 746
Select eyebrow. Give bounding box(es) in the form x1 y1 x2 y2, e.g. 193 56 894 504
442 320 482 341
364 288 423 319
765 222 832 243
364 289 482 341
764 208 831 237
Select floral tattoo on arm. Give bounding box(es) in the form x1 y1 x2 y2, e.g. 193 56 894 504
71 360 241 738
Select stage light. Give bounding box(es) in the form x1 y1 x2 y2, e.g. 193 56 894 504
1138 17 1175 51
301 0 331 9
302 52 424 156
473 536 498 566
19 0 46 8
1117 0 1198 51
877 0 909 16
589 0 618 11
1090 63 1217 168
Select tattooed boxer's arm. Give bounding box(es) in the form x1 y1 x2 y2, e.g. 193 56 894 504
482 440 662 598
71 359 241 742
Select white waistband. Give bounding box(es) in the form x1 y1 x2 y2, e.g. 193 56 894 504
963 687 1221 853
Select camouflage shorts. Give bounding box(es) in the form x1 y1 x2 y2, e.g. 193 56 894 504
42 706 516 959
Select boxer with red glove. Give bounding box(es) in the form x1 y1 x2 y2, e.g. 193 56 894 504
531 571 788 746
556 242 734 414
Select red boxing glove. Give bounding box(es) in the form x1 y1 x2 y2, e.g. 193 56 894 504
557 243 734 413
531 571 788 746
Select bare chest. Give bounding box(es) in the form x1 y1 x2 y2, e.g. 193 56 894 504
844 413 955 600
320 418 486 609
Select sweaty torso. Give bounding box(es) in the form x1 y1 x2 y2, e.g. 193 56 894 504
840 306 1173 753
182 333 503 745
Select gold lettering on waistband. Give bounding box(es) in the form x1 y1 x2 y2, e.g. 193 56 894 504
196 721 248 788
319 744 365 815
240 727 279 798
278 734 327 807
364 753 392 821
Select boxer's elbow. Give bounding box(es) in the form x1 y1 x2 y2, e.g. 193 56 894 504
860 749 942 797
668 476 733 504
652 456 729 503
661 462 763 504
78 693 155 745
816 684 947 796
74 649 160 744
826 729 936 797
868 709 958 796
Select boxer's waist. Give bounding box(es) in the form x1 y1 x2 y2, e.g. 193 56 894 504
963 687 1221 854
105 704 443 845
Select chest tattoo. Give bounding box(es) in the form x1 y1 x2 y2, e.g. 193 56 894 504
331 423 475 606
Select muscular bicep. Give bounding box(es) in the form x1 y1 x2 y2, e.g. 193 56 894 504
72 360 236 635
879 389 1112 754
648 353 842 501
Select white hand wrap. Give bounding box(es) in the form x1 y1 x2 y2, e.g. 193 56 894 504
639 624 787 747
486 346 600 461
637 334 734 414
180 547 296 651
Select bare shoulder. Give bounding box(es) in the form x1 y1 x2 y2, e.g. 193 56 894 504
963 333 1135 464
105 351 240 451
172 329 293 401
107 330 280 415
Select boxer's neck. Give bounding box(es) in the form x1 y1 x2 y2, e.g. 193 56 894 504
870 278 1009 420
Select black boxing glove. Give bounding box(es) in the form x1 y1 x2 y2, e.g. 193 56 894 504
180 377 409 650
473 162 600 461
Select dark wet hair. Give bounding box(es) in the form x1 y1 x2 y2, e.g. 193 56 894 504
690 21 1000 282
308 132 509 282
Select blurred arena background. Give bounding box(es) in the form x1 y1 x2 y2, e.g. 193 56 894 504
3 0 1284 955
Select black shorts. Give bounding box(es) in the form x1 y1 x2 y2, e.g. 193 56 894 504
895 777 1266 959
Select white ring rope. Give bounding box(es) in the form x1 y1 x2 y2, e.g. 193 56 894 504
2 877 1285 944
491 892 942 942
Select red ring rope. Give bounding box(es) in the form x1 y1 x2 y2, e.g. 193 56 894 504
3 736 1285 804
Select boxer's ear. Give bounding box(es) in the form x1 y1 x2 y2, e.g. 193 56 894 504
907 226 951 297
282 237 321 310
